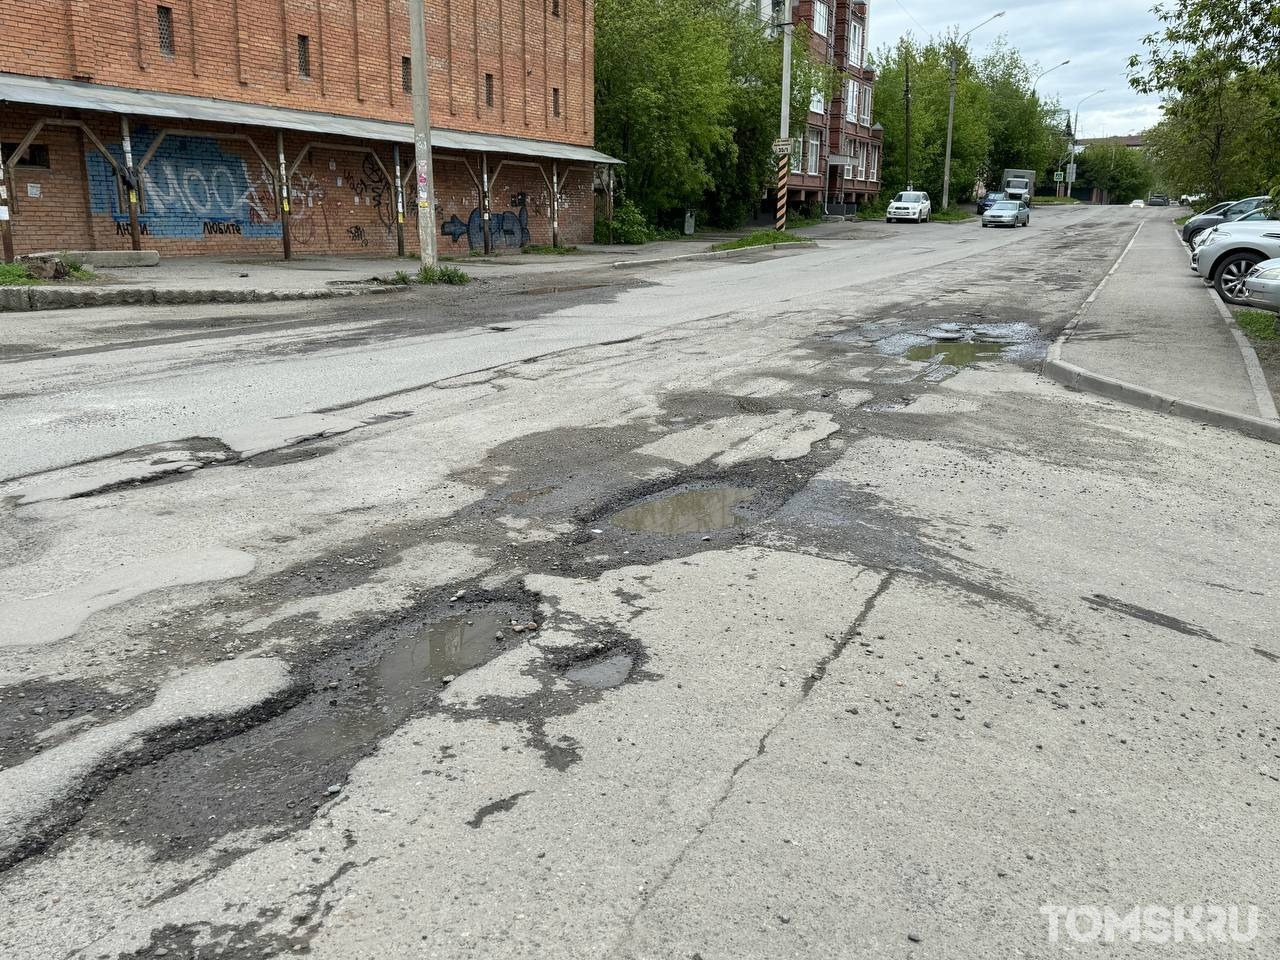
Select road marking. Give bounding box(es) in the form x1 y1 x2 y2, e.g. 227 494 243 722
1045 220 1145 364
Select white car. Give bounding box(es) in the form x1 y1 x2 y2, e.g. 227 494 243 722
886 191 932 223
1242 257 1280 313
1129 199 1145 207
1191 222 1280 303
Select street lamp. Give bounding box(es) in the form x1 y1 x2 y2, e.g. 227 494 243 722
1032 59 1070 93
940 11 1005 210
1068 88 1105 193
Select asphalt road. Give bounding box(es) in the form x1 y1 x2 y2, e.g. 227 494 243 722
1 206 1277 959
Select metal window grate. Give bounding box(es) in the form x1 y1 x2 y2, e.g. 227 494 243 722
156 5 174 57
552 87 560 117
297 34 311 79
402 56 412 93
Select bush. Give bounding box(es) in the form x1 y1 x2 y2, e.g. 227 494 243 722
417 264 471 285
610 198 660 244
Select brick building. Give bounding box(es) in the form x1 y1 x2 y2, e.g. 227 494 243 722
0 0 616 260
756 0 882 214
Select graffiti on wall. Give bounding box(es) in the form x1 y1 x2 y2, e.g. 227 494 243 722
86 130 283 240
441 194 531 251
342 154 395 236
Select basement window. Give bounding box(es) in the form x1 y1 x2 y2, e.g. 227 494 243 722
156 5 175 57
297 34 311 79
402 56 412 93
485 73 494 107
2 143 50 169
552 87 561 117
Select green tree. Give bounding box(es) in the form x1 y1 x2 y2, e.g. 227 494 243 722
1075 142 1154 203
594 0 735 222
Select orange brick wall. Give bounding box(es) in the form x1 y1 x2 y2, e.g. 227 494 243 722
0 0 595 148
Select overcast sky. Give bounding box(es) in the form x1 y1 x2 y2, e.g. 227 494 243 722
868 0 1165 136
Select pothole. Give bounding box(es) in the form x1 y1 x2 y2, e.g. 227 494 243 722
609 486 758 534
564 652 635 689
69 596 535 862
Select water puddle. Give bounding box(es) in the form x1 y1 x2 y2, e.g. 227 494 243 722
905 341 1005 365
565 653 634 689
610 486 757 533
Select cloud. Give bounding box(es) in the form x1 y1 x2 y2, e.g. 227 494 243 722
869 0 1165 135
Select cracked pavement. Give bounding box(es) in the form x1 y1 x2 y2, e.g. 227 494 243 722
1 207 1277 958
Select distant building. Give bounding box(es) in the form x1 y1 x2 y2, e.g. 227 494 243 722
1078 135 1145 151
0 0 617 259
756 0 883 215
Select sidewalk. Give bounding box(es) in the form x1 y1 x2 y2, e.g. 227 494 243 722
1046 217 1280 440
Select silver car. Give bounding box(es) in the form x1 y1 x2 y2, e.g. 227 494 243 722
981 200 1030 228
1192 223 1280 303
1242 257 1280 312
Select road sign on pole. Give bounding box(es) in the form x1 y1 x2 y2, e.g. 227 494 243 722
772 138 792 156
1065 162 1077 184
1053 171 1064 183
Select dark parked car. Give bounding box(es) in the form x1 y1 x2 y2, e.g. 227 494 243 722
1148 194 1170 206
977 191 1008 213
1181 196 1269 244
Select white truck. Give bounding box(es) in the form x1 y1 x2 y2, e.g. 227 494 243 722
1001 169 1036 206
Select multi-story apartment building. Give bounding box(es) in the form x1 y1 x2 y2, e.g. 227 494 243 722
0 0 616 259
759 0 881 214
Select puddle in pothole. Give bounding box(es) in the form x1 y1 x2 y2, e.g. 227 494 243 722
904 341 1005 365
565 653 634 689
610 486 758 533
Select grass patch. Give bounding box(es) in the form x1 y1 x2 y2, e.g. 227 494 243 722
0 259 95 285
783 215 824 229
1236 309 1280 340
1030 196 1080 205
1175 214 1192 225
931 208 974 222
710 230 811 252
522 244 579 255
417 264 471 285
0 264 39 286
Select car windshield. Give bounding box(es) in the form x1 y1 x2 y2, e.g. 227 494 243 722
1007 179 1029 189
1226 198 1263 216
991 201 1019 210
894 192 924 203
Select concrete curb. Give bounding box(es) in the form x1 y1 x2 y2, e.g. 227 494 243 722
1205 286 1280 421
610 240 817 270
1042 220 1280 444
0 283 400 314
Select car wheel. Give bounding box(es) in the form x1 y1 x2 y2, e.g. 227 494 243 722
1187 228 1204 246
886 217 893 223
1214 252 1263 304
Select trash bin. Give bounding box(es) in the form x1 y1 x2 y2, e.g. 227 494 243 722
683 209 695 236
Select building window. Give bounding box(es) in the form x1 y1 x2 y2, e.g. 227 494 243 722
2 142 50 169
485 73 495 107
552 87 561 117
848 20 863 67
156 5 175 57
551 0 560 15
843 138 853 180
812 1 829 38
790 138 802 174
402 56 412 93
869 144 880 181
859 84 872 124
809 88 824 114
856 141 867 179
297 34 311 79
845 79 856 122
807 128 820 175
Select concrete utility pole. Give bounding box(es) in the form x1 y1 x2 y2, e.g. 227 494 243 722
903 55 911 187
0 141 14 263
941 10 1005 210
777 20 793 231
407 0 438 266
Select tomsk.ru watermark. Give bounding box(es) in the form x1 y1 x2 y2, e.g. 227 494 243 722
1041 904 1260 944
